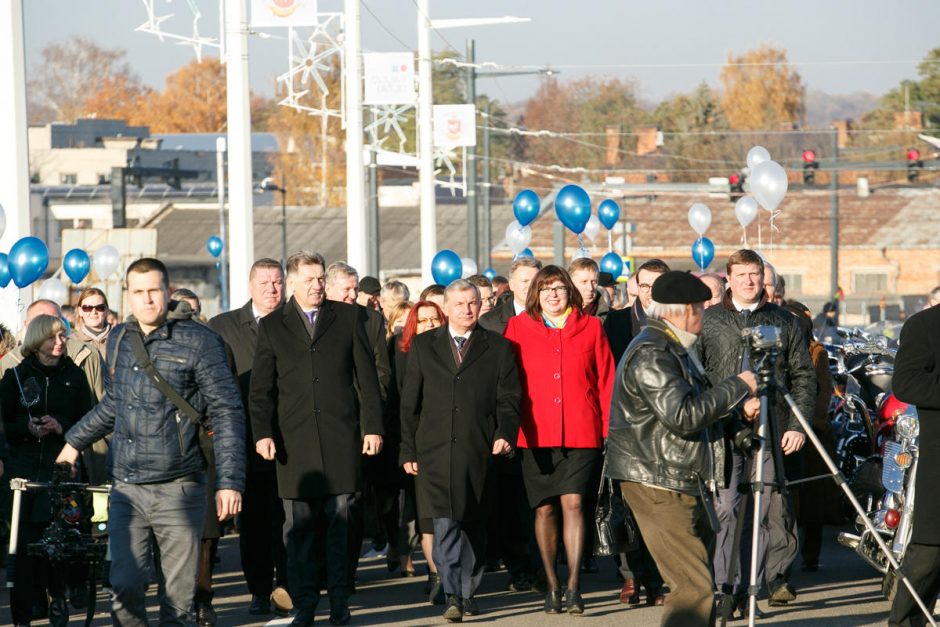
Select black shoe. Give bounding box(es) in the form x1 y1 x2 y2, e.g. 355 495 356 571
428 573 445 605
30 603 48 620
507 575 532 592
768 577 796 604
734 596 766 620
329 596 351 626
565 589 585 615
290 608 317 627
69 586 88 610
196 601 217 627
249 595 271 615
443 595 464 623
580 556 599 574
544 589 563 614
801 560 819 572
462 597 480 616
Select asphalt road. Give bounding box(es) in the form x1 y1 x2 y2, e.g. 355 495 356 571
1 524 909 626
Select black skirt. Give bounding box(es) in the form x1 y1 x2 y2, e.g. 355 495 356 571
521 447 601 508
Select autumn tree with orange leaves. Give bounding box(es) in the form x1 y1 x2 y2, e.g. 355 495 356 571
719 45 806 130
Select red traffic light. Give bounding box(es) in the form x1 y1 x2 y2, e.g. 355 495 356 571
802 150 816 163
729 174 741 185
907 148 921 161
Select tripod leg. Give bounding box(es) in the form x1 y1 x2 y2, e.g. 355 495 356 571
719 452 757 626
780 391 937 627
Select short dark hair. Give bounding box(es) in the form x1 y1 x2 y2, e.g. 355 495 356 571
510 257 542 277
466 275 492 290
250 258 283 278
420 284 446 300
524 265 582 320
492 276 509 288
286 251 326 276
126 257 169 289
567 258 599 275
636 258 670 275
726 249 764 276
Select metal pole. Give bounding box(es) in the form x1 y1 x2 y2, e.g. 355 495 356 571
344 0 367 272
482 101 492 270
216 138 229 311
280 182 287 267
0 0 30 331
465 39 478 265
830 128 840 301
367 121 380 276
224 0 254 308
417 0 436 285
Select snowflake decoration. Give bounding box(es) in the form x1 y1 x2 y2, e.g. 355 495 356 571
276 14 345 123
366 105 411 153
137 0 219 62
433 147 460 196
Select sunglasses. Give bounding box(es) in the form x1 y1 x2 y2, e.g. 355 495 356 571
81 304 108 313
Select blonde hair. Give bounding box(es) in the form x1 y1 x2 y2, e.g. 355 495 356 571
22 314 67 358
386 300 414 340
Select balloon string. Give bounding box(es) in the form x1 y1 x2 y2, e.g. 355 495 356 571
607 231 613 253
769 209 781 258
757 223 763 251
741 229 747 247
577 234 587 256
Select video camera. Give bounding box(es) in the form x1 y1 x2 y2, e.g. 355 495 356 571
741 325 783 354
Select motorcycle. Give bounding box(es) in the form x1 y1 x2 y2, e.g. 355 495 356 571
837 394 919 600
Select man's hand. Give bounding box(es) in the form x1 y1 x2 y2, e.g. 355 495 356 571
362 434 383 456
492 438 512 456
737 371 758 395
742 397 761 422
781 431 806 455
39 416 63 436
56 443 81 477
216 489 242 521
255 438 277 461
403 461 418 475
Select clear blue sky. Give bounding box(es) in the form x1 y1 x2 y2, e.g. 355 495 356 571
22 0 940 104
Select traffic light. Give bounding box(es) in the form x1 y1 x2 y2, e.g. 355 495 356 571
802 150 818 186
907 148 923 183
729 172 744 202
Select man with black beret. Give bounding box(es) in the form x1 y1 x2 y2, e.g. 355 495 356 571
606 271 759 626
356 276 383 311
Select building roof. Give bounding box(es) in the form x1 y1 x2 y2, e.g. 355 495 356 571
153 133 280 153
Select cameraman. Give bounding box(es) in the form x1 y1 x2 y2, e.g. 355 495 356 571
697 249 815 614
606 271 759 626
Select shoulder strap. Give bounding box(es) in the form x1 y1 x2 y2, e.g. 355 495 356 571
126 328 203 425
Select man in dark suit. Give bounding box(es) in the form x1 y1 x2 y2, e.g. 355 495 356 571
208 258 290 617
400 279 521 623
251 251 384 627
889 301 940 626
479 257 541 335
603 258 670 365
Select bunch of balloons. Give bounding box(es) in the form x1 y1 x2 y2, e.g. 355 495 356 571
746 146 788 213
687 202 715 270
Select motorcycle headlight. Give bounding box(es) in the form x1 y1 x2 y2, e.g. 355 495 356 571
895 414 919 440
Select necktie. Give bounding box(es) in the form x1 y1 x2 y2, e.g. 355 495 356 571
739 309 750 371
305 310 317 326
454 336 467 352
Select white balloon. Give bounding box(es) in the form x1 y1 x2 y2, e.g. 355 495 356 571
570 250 591 262
734 196 759 228
460 258 478 279
687 203 712 236
504 221 532 254
583 215 601 242
0 203 6 240
94 245 121 279
746 146 771 170
750 160 789 212
38 277 68 306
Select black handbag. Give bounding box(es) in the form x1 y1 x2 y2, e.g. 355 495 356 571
593 457 639 557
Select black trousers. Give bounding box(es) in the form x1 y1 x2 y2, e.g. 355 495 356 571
889 542 940 627
485 464 534 580
239 472 288 597
284 494 356 612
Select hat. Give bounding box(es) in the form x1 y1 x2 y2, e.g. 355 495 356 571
359 276 381 296
651 271 712 305
598 271 616 288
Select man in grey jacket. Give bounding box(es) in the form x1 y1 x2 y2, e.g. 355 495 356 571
606 271 758 626
57 258 246 626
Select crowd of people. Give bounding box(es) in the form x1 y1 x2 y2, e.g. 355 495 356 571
0 249 933 627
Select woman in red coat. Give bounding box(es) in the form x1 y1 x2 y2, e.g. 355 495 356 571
504 265 615 615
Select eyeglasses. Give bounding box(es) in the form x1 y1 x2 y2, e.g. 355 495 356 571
81 304 107 313
539 286 568 295
417 317 441 325
638 284 652 292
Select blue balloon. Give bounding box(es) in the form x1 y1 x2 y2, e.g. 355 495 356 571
513 189 541 227
9 236 49 288
63 248 91 284
431 249 462 286
599 252 623 279
483 267 497 281
0 253 10 288
207 236 223 258
554 184 592 235
692 237 715 270
598 199 621 230
512 248 534 261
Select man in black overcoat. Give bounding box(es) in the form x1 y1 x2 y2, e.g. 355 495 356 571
208 258 290 616
250 251 384 627
889 301 940 627
400 279 521 623
478 257 541 334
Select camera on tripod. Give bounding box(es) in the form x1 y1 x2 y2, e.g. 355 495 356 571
741 325 783 355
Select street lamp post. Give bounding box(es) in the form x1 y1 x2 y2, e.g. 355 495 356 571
260 177 288 266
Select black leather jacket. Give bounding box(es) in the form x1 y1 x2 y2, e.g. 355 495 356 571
606 319 750 494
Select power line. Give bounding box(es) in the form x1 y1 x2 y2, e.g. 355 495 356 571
360 0 415 53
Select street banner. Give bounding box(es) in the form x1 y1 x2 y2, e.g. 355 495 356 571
363 53 416 105
433 104 477 148
250 0 320 28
